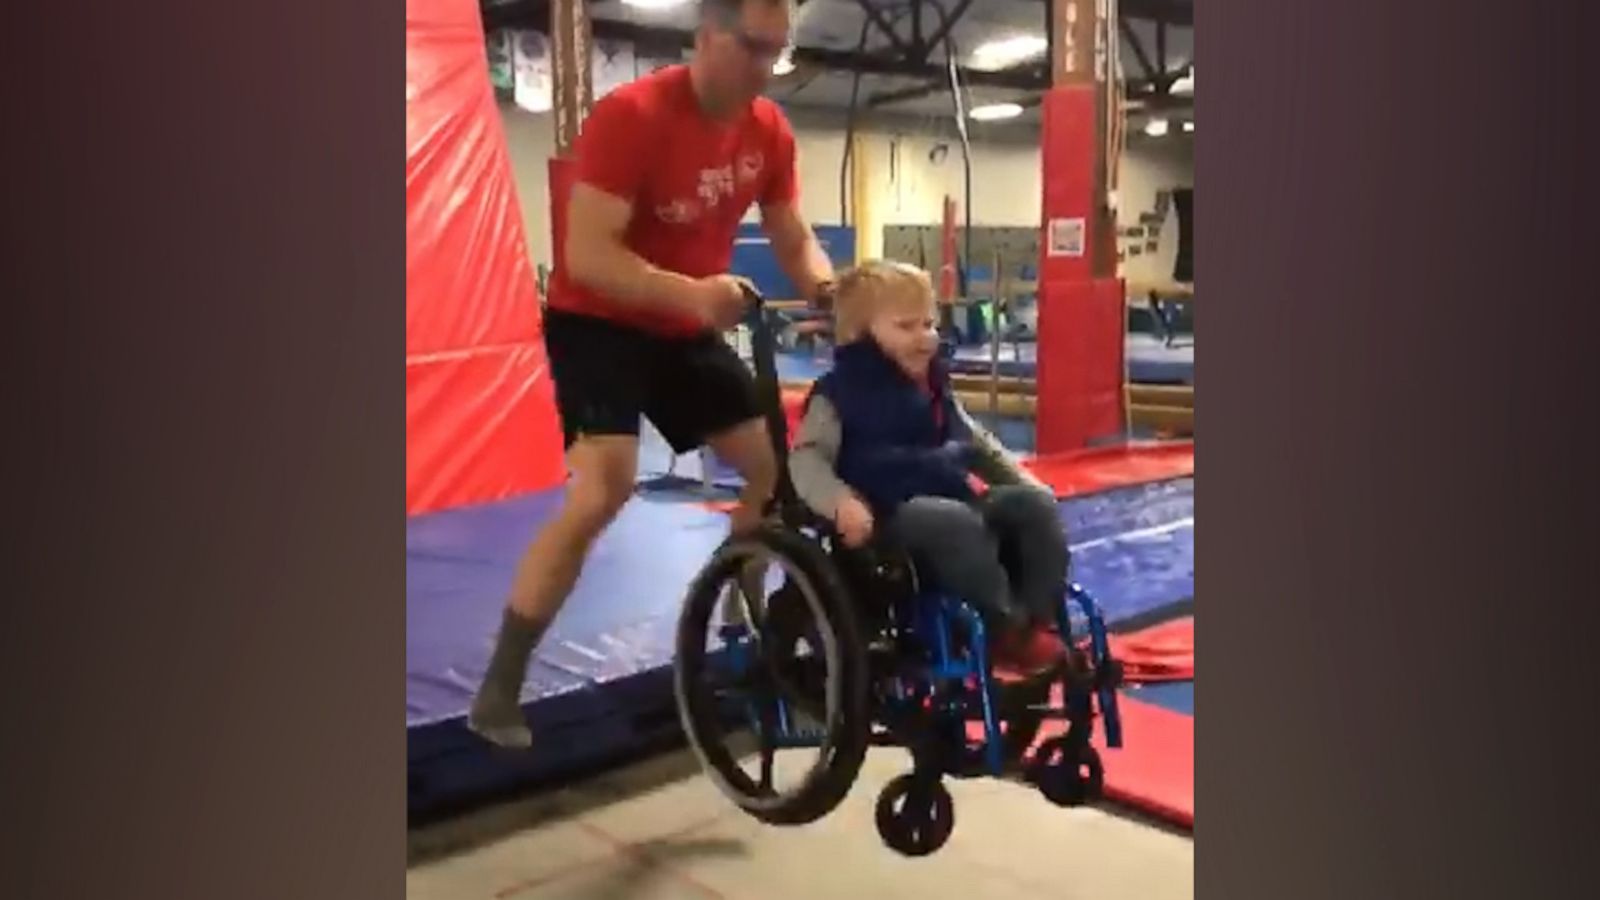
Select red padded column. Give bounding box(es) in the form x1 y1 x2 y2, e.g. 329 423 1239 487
1035 84 1125 452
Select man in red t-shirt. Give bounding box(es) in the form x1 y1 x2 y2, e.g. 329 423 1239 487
470 0 837 749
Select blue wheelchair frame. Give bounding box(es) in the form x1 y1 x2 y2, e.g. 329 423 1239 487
718 287 1123 775
678 289 1126 854
719 580 1123 777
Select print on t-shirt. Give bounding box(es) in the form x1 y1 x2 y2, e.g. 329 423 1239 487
656 150 766 226
697 164 736 209
655 199 698 225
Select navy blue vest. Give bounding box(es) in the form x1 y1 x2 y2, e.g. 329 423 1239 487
809 340 976 519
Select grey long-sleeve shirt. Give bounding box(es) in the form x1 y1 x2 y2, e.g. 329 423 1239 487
788 393 1051 518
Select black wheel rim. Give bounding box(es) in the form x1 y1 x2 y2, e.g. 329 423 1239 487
674 533 864 820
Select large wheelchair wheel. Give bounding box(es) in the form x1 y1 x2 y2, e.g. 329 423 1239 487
673 524 872 826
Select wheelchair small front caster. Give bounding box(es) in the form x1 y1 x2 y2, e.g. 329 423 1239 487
874 773 955 857
1031 737 1104 807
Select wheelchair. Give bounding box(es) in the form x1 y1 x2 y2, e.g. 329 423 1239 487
672 289 1124 857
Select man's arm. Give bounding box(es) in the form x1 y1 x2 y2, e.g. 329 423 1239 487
760 200 835 304
565 183 704 321
757 115 835 304
561 93 715 323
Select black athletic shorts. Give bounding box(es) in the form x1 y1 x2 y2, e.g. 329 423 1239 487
544 308 762 454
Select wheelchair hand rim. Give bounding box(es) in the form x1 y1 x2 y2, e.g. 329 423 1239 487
673 537 848 815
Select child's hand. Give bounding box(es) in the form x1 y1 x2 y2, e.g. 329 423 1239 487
834 494 875 548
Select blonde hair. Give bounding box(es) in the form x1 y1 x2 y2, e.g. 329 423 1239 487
833 260 936 343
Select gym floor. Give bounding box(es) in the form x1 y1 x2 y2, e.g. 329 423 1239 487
407 745 1194 899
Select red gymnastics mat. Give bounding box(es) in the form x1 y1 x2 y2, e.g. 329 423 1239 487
988 616 1195 829
1022 441 1194 499
1104 617 1194 682
1091 693 1193 828
970 683 1194 829
1090 616 1193 826
1014 687 1194 829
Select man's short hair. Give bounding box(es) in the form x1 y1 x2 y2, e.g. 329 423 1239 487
699 0 791 28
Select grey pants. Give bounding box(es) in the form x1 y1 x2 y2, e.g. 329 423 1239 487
885 485 1069 631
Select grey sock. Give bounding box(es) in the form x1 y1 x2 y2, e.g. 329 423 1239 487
467 609 548 749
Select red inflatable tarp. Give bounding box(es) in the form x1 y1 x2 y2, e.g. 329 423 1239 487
1102 617 1195 683
406 0 565 515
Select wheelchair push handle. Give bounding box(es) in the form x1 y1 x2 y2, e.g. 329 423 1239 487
739 282 766 309
737 279 835 317
733 280 809 520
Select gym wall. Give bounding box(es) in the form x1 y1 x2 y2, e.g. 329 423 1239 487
496 103 1193 283
1116 137 1194 285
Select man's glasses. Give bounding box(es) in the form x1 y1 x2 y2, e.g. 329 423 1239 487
731 30 789 63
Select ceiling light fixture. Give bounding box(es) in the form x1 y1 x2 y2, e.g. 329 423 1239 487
1144 118 1170 137
969 102 1025 122
970 35 1048 71
1170 67 1194 96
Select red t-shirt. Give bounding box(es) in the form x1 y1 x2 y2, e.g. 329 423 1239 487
548 65 800 337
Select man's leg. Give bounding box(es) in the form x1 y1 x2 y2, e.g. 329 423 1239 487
467 435 638 748
705 417 778 535
649 331 773 532
704 418 780 624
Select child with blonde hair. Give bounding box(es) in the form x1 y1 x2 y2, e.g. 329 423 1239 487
789 261 1069 676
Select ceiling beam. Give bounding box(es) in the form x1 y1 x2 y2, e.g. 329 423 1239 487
866 70 1181 111
1027 0 1192 28
1117 16 1160 85
1108 0 1192 27
917 0 976 63
792 46 1048 91
483 0 1191 31
486 2 1053 90
851 0 914 60
481 0 1190 110
484 0 823 30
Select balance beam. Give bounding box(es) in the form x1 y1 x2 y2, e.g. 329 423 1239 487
953 376 1196 410
1130 384 1194 410
950 374 1036 395
1131 404 1194 437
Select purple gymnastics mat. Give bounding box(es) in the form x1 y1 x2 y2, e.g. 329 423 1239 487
407 478 1193 819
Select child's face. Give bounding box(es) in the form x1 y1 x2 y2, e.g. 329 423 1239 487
867 295 941 380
